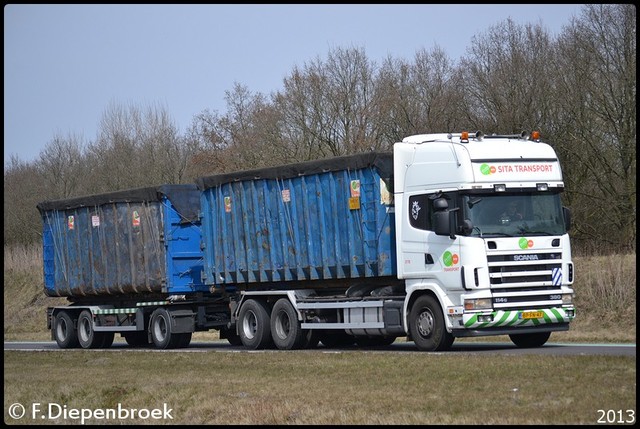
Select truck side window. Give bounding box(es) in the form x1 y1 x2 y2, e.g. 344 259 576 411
408 194 431 230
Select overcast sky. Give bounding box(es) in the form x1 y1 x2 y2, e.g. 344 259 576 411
4 4 584 166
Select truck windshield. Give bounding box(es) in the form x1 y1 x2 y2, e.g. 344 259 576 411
463 193 566 237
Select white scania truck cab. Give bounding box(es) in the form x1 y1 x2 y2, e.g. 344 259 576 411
393 131 575 350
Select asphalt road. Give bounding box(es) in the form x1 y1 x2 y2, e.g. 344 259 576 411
4 340 636 356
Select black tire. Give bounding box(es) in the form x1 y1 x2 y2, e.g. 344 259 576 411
176 332 192 348
509 332 551 348
409 295 454 351
150 308 181 349
354 336 396 348
270 298 304 350
300 329 320 349
99 332 115 348
77 310 106 349
238 299 272 350
220 326 243 346
123 331 150 347
318 330 355 348
53 311 79 349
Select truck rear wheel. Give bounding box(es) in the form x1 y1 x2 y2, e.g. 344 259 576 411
238 299 272 349
220 325 243 346
78 310 110 349
150 308 181 349
318 330 355 348
53 311 79 349
409 295 454 351
300 330 320 349
509 332 551 348
270 298 304 350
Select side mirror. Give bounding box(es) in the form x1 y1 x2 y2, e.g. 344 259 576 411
563 206 572 232
433 198 449 210
459 219 474 236
434 211 451 237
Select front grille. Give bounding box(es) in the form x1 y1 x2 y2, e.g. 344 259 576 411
487 252 563 287
487 251 566 309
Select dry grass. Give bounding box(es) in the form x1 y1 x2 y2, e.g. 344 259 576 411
3 351 636 425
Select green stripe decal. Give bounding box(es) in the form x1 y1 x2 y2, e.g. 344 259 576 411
463 307 573 329
550 308 563 321
496 312 511 325
465 314 479 327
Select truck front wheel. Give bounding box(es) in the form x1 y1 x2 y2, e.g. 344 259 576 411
238 299 272 350
509 332 551 348
53 311 79 349
270 298 304 350
409 295 454 351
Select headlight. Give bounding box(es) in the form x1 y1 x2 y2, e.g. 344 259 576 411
562 294 573 305
464 298 492 311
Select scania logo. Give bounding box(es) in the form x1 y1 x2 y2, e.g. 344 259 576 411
513 254 539 261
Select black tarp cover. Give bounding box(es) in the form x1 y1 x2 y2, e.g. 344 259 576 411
194 151 394 190
36 184 200 223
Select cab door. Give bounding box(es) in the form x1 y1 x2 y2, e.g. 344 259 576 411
398 192 461 283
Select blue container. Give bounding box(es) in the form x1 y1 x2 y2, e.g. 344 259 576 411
195 152 396 288
37 185 206 297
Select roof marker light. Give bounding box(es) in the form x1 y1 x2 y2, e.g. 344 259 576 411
531 131 541 141
460 131 469 143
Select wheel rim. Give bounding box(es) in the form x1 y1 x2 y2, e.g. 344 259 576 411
79 316 91 343
154 315 168 343
241 310 257 340
56 317 68 342
274 310 291 340
416 309 434 338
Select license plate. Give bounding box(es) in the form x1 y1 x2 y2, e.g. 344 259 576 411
521 311 544 320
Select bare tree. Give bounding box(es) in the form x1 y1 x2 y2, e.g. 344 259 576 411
36 132 87 199
85 101 188 192
374 47 461 142
550 4 636 251
4 156 47 245
188 83 287 175
460 18 555 133
275 46 380 158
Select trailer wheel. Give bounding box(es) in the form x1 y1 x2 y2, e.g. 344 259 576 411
409 295 454 351
53 311 79 349
176 333 192 348
99 332 115 348
123 331 150 347
78 310 108 349
270 298 304 350
509 332 551 348
238 299 272 349
150 308 180 349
